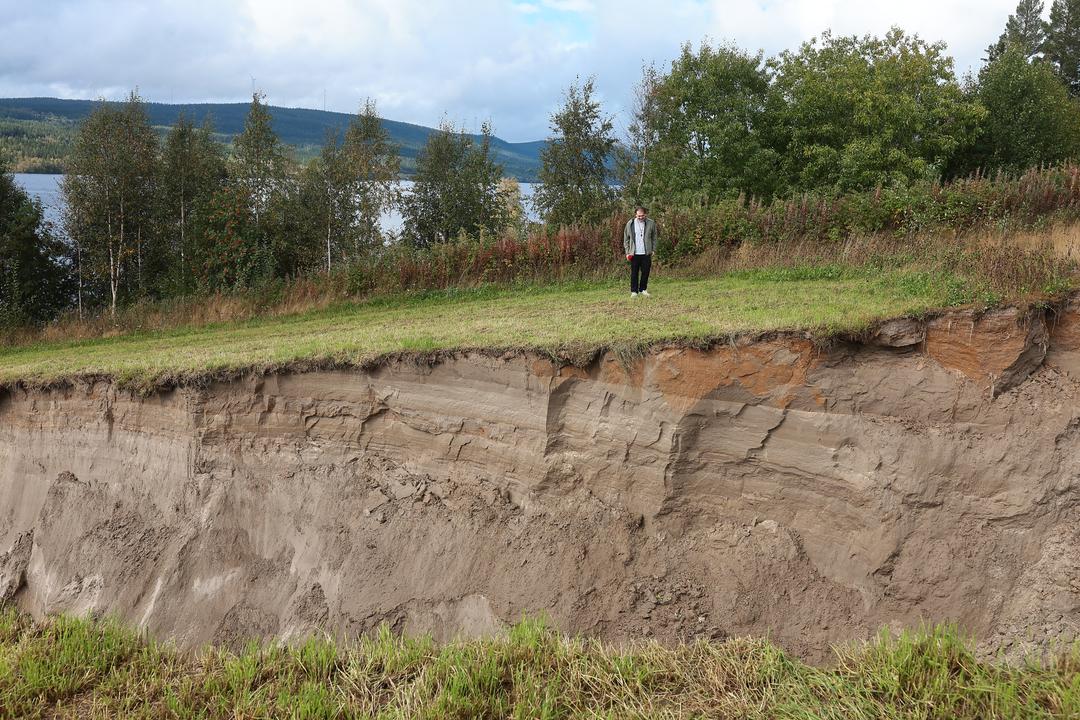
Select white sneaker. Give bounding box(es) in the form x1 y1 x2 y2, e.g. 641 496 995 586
630 292 638 298
640 290 651 297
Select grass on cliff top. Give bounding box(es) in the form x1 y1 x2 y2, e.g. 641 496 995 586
1 608 1077 719
0 266 962 390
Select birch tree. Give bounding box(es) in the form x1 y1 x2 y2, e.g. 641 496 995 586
62 91 157 316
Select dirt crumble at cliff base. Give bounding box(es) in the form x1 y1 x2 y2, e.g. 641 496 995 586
2 300 1080 662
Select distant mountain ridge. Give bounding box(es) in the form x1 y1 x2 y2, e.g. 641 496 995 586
0 97 546 181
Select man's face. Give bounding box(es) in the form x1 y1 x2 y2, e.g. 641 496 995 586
635 209 646 221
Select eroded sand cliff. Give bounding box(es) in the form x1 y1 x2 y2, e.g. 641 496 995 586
2 299 1080 661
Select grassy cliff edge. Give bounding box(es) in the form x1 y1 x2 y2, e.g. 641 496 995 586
0 268 968 392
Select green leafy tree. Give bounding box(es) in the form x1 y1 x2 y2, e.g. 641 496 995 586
265 174 308 279
301 100 401 271
159 114 226 292
987 0 1048 62
618 63 662 202
402 121 508 247
62 91 159 316
532 77 617 226
971 46 1080 172
231 93 290 228
193 183 260 291
343 99 400 255
229 92 295 283
0 164 70 326
770 29 984 193
630 42 782 203
1047 0 1080 93
301 132 352 273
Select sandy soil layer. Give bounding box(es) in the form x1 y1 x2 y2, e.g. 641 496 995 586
2 301 1079 660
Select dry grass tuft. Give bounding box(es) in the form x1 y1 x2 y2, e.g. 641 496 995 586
1 609 1077 719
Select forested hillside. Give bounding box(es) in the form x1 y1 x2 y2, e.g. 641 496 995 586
0 97 545 179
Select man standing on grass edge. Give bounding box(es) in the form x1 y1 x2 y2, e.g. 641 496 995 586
624 206 657 298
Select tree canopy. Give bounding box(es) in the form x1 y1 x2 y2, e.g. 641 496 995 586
402 121 511 247
987 0 1047 62
532 77 617 226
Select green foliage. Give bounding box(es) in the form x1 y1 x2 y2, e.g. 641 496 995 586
986 0 1048 62
618 62 662 201
0 613 139 718
300 133 351 274
1047 0 1080 94
0 165 69 326
193 183 266 291
0 116 75 173
402 121 512 247
652 163 1080 256
227 93 319 283
1 612 1077 719
970 47 1080 173
632 42 782 204
59 91 322 307
230 92 292 227
158 113 227 294
343 98 400 253
61 91 159 314
532 77 617 226
770 29 985 193
300 99 401 272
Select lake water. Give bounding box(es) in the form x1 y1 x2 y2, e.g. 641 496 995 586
14 174 65 229
14 174 538 236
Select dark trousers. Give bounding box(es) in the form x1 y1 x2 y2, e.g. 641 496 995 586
630 253 652 293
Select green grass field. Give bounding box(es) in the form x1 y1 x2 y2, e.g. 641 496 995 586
0 609 1076 719
0 268 962 390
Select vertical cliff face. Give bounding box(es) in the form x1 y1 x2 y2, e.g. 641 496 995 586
1 300 1079 660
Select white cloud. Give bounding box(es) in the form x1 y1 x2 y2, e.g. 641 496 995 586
0 0 1025 141
699 0 1006 75
542 0 596 12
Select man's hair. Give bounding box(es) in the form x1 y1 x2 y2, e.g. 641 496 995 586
634 205 647 214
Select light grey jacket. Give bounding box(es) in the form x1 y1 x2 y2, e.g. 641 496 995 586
623 217 658 256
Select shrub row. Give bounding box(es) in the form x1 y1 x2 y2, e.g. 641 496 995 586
350 164 1080 293
655 163 1080 260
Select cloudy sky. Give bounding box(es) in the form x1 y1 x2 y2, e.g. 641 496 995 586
0 0 1028 142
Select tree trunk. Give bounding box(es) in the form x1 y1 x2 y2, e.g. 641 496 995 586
179 196 186 288
106 195 115 319
137 225 143 296
76 239 83 321
112 195 124 319
109 241 118 319
637 142 648 197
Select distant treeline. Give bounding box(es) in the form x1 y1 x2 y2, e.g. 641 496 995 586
0 97 546 180
0 117 75 173
3 1 1080 327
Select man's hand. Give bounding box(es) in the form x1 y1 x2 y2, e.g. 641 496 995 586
626 253 633 261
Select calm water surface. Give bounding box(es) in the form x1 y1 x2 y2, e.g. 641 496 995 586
14 173 64 229
14 174 538 236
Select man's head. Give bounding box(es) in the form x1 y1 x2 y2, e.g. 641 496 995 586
635 206 647 221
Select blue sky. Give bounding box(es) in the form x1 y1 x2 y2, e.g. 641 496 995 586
0 0 1031 142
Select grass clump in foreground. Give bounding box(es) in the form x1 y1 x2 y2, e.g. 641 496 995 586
1 609 1078 719
0 267 975 391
